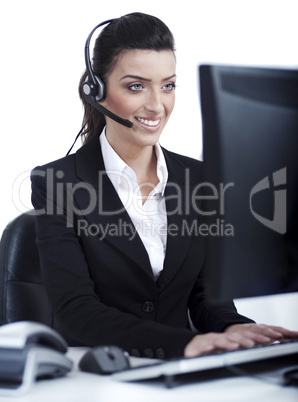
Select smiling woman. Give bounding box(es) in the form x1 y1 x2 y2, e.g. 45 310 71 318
30 12 298 360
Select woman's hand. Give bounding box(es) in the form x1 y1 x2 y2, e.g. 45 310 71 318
184 331 255 358
184 324 298 358
224 323 298 345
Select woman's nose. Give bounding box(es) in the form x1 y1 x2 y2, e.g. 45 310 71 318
144 89 163 113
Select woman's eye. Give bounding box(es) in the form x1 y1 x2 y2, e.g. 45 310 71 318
128 83 143 92
163 83 176 91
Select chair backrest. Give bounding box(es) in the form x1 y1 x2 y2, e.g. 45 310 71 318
0 211 54 326
0 211 84 346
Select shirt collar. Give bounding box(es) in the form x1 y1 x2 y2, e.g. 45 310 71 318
99 128 168 195
154 142 168 196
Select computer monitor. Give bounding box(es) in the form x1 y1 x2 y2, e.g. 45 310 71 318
199 64 298 300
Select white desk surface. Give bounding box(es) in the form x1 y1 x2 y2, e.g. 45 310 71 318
0 348 298 402
1 292 298 402
0 345 296 402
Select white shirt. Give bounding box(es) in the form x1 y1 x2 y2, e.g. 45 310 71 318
99 130 168 279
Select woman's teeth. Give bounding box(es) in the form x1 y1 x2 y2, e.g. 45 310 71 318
136 117 160 127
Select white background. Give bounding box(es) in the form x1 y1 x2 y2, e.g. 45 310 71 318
1 0 297 233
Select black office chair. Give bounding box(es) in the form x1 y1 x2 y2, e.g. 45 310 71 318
0 211 88 347
0 211 82 346
0 211 54 326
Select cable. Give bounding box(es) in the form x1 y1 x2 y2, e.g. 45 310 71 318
66 108 95 156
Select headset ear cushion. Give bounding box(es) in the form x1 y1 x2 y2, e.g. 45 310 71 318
94 75 106 101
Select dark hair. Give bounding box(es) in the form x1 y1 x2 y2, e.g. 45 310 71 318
78 12 175 143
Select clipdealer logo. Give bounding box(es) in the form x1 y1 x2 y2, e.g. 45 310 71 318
12 166 287 237
249 167 287 234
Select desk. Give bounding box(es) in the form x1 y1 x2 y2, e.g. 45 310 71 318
1 293 298 402
0 347 297 402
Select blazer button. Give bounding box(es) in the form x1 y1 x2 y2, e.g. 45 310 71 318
156 348 166 359
142 301 155 313
144 348 155 358
130 348 141 357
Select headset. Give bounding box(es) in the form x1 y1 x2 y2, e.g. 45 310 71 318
66 19 133 155
82 19 133 128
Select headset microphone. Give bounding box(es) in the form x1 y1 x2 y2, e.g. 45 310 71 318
82 84 133 128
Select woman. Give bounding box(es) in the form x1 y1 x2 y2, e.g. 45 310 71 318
31 12 298 359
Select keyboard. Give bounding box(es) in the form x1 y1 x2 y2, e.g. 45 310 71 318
112 340 298 382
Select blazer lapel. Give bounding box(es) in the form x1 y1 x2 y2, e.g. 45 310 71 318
73 133 154 280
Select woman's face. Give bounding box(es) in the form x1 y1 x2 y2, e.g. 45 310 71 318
100 49 176 152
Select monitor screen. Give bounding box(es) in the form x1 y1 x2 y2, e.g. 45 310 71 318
199 64 298 299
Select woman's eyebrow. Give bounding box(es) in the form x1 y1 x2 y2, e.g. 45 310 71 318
120 74 176 82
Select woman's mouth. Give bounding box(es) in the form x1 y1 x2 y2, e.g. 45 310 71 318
135 117 161 129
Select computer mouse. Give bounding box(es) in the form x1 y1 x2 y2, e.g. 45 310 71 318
0 321 68 353
79 345 130 375
283 367 298 386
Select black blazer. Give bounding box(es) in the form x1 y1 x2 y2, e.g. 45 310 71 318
31 133 253 358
